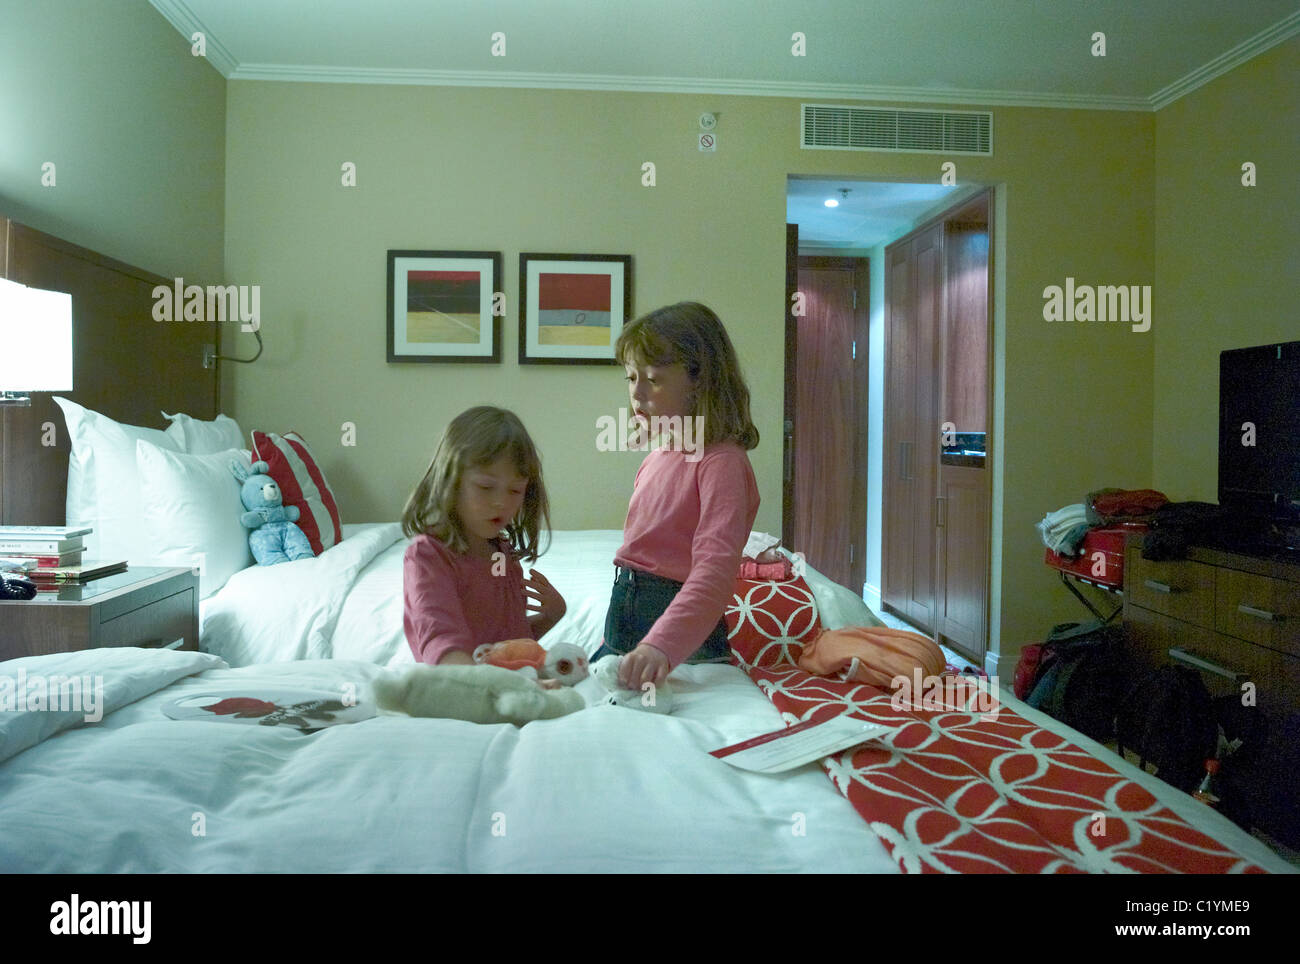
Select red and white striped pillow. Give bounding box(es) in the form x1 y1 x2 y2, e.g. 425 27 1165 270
250 430 343 555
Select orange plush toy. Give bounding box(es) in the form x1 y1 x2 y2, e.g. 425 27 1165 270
472 639 590 686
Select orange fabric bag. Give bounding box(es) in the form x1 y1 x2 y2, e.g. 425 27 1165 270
797 626 945 690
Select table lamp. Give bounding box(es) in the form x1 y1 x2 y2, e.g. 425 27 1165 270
0 276 73 405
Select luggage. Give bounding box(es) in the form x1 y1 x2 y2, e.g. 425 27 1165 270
1114 666 1218 795
1025 620 1132 744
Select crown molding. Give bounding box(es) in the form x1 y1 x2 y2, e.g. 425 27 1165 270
148 0 238 77
1149 9 1300 110
228 64 1154 111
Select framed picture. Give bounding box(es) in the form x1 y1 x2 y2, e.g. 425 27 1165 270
387 250 503 363
518 253 632 365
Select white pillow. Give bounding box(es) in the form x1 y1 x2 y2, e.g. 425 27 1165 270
53 397 180 563
162 411 245 454
136 440 253 599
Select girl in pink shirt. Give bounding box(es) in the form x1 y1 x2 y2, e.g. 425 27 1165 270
401 407 566 668
594 302 761 691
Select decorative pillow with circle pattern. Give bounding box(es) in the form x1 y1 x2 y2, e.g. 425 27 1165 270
725 576 822 668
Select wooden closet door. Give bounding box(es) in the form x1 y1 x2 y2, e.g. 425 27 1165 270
935 221 990 658
882 241 914 616
906 225 942 631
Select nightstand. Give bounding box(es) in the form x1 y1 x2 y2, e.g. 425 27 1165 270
0 567 199 661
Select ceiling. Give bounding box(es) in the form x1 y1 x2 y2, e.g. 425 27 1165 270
151 0 1298 109
147 0 1298 248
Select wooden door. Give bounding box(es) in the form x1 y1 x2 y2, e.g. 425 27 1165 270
791 257 868 591
907 226 942 630
882 241 914 616
883 224 942 631
935 218 990 658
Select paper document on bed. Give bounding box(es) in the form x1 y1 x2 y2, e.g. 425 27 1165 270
710 711 890 773
162 689 375 731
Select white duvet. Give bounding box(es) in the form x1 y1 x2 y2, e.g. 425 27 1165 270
198 525 887 668
1 646 1290 873
0 647 897 873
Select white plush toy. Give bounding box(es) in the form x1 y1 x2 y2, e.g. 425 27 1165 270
372 664 585 726
592 655 674 715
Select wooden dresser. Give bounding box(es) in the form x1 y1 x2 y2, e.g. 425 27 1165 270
1123 532 1299 718
1122 531 1298 841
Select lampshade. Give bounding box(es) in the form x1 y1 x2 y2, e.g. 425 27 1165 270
0 276 73 391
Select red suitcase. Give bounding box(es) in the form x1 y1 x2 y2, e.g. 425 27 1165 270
1044 523 1148 589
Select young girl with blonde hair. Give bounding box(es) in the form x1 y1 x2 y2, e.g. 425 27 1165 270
401 406 565 667
594 301 760 690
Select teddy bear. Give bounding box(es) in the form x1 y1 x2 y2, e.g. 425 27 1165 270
472 639 590 685
591 654 674 715
229 460 315 565
371 663 586 726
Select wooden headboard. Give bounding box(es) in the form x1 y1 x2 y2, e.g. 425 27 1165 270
0 217 220 525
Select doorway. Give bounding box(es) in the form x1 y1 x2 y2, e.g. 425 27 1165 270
784 178 994 663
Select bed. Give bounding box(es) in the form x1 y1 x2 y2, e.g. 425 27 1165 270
1 520 1293 872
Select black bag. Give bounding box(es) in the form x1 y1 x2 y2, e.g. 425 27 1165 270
1026 621 1131 744
1114 666 1218 794
1142 501 1236 560
1215 708 1300 848
1210 695 1269 832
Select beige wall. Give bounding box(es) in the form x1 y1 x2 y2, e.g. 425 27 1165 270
1153 35 1299 502
0 0 224 281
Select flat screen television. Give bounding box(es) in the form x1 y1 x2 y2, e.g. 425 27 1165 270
1218 340 1300 544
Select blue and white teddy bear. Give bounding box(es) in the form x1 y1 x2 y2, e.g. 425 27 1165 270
230 460 315 565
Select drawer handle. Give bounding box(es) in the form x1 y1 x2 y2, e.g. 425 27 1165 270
1143 579 1177 594
1237 604 1283 622
1168 647 1250 684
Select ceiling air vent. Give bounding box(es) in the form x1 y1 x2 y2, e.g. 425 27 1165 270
801 104 993 156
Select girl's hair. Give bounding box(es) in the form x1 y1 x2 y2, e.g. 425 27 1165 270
615 301 759 450
400 406 550 561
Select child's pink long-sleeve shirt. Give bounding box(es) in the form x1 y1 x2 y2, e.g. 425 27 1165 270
613 441 760 667
403 534 533 666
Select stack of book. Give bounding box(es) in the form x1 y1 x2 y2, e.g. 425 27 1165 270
0 526 126 586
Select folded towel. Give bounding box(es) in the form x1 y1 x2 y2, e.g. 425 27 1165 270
742 531 781 558
1036 504 1090 554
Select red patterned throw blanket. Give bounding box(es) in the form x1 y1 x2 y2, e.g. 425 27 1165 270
724 577 1272 873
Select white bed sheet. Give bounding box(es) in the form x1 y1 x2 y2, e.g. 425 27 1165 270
1 646 1290 873
0 647 896 873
